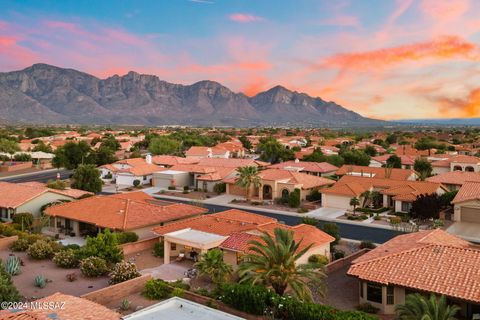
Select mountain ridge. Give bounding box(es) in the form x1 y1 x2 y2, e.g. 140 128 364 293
0 63 385 127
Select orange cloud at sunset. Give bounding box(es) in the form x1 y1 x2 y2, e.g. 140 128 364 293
438 88 480 117
324 35 479 71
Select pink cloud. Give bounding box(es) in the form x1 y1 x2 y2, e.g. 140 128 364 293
319 15 360 27
228 13 263 23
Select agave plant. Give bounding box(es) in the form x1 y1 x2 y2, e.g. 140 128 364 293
34 275 46 288
119 299 130 311
5 256 21 276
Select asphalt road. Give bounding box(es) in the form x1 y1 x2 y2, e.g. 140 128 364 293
1 169 72 183
152 196 401 244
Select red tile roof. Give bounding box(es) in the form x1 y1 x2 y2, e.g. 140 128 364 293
45 191 208 231
348 230 480 303
426 171 480 186
371 154 417 166
258 169 335 189
336 165 416 180
0 292 120 320
452 181 480 204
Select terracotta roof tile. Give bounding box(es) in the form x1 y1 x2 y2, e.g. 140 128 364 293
268 160 338 173
426 171 480 186
258 169 335 189
336 165 416 180
452 181 480 203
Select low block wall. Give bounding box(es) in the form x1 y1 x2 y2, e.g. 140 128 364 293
0 235 18 250
0 162 32 172
325 248 369 273
81 274 153 305
120 236 160 255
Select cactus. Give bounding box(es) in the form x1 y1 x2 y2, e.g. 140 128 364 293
34 275 46 288
119 299 130 311
5 256 21 276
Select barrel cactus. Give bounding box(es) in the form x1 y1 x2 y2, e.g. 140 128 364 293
5 256 21 276
34 275 46 288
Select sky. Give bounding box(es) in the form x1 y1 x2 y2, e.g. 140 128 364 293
1 0 480 120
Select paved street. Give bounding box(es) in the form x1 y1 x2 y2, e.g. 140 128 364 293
0 169 72 183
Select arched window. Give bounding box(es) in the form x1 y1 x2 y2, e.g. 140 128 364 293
453 165 463 171
281 189 290 200
465 166 475 172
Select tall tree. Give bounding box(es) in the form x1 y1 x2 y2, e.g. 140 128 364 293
341 150 371 166
396 293 459 320
386 155 402 168
410 194 441 220
238 228 326 302
238 135 252 151
53 141 93 169
71 164 102 193
350 197 360 213
235 166 261 201
148 136 181 155
414 158 433 180
415 137 438 156
0 138 19 155
256 137 294 164
194 249 232 284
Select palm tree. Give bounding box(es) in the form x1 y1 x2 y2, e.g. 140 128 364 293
237 228 326 302
395 293 460 320
235 166 261 201
350 197 360 213
194 249 232 284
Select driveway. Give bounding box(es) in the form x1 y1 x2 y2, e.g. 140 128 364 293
318 264 358 311
447 222 480 243
306 207 345 220
140 262 191 281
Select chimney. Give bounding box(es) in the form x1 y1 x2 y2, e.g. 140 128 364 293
146 154 152 164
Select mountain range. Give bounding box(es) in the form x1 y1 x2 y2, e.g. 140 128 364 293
0 64 384 127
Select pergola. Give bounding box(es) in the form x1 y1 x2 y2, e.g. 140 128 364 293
163 228 227 264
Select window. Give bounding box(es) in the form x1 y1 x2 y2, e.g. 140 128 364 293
170 243 176 250
143 175 147 181
367 283 382 304
401 201 412 212
386 286 394 305
359 282 364 298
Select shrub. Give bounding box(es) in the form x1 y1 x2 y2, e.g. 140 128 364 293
333 249 345 260
307 254 329 266
115 232 139 244
153 242 164 258
297 207 309 213
356 303 380 314
46 179 67 190
109 261 140 284
133 179 141 187
66 273 77 282
0 260 21 304
171 279 190 290
359 240 376 249
5 256 21 276
213 182 226 194
218 283 277 316
120 299 130 311
53 249 78 268
80 229 123 263
143 279 172 300
171 287 185 297
80 257 108 277
322 223 341 248
11 238 30 252
168 186 176 190
301 216 318 226
183 185 190 191
27 240 54 260
288 188 301 208
12 213 34 230
34 275 46 288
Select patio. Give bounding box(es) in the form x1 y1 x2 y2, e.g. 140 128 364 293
140 260 193 281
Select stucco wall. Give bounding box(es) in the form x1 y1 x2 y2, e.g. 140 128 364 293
16 192 74 218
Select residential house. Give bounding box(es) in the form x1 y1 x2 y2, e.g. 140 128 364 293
185 146 230 159
153 209 334 266
44 191 208 239
369 155 416 169
336 165 418 181
99 155 163 187
215 140 247 157
451 181 480 224
225 168 335 201
268 159 338 177
426 171 480 191
321 175 446 212
0 181 91 221
151 155 199 167
348 229 480 317
431 155 480 175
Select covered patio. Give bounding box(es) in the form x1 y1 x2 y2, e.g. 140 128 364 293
163 228 227 264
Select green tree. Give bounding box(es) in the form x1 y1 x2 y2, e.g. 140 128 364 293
341 150 371 166
364 145 377 157
238 228 326 301
32 141 53 153
0 138 20 154
395 293 459 320
194 249 232 284
79 229 123 263
71 164 102 193
410 194 441 220
94 146 117 166
439 190 458 208
235 166 261 201
257 137 294 164
238 135 252 151
148 136 181 155
414 158 433 180
350 197 360 213
53 141 93 169
288 188 301 208
386 155 402 168
100 135 120 151
415 137 438 156
322 223 340 248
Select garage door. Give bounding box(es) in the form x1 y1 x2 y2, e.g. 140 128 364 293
461 206 480 223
